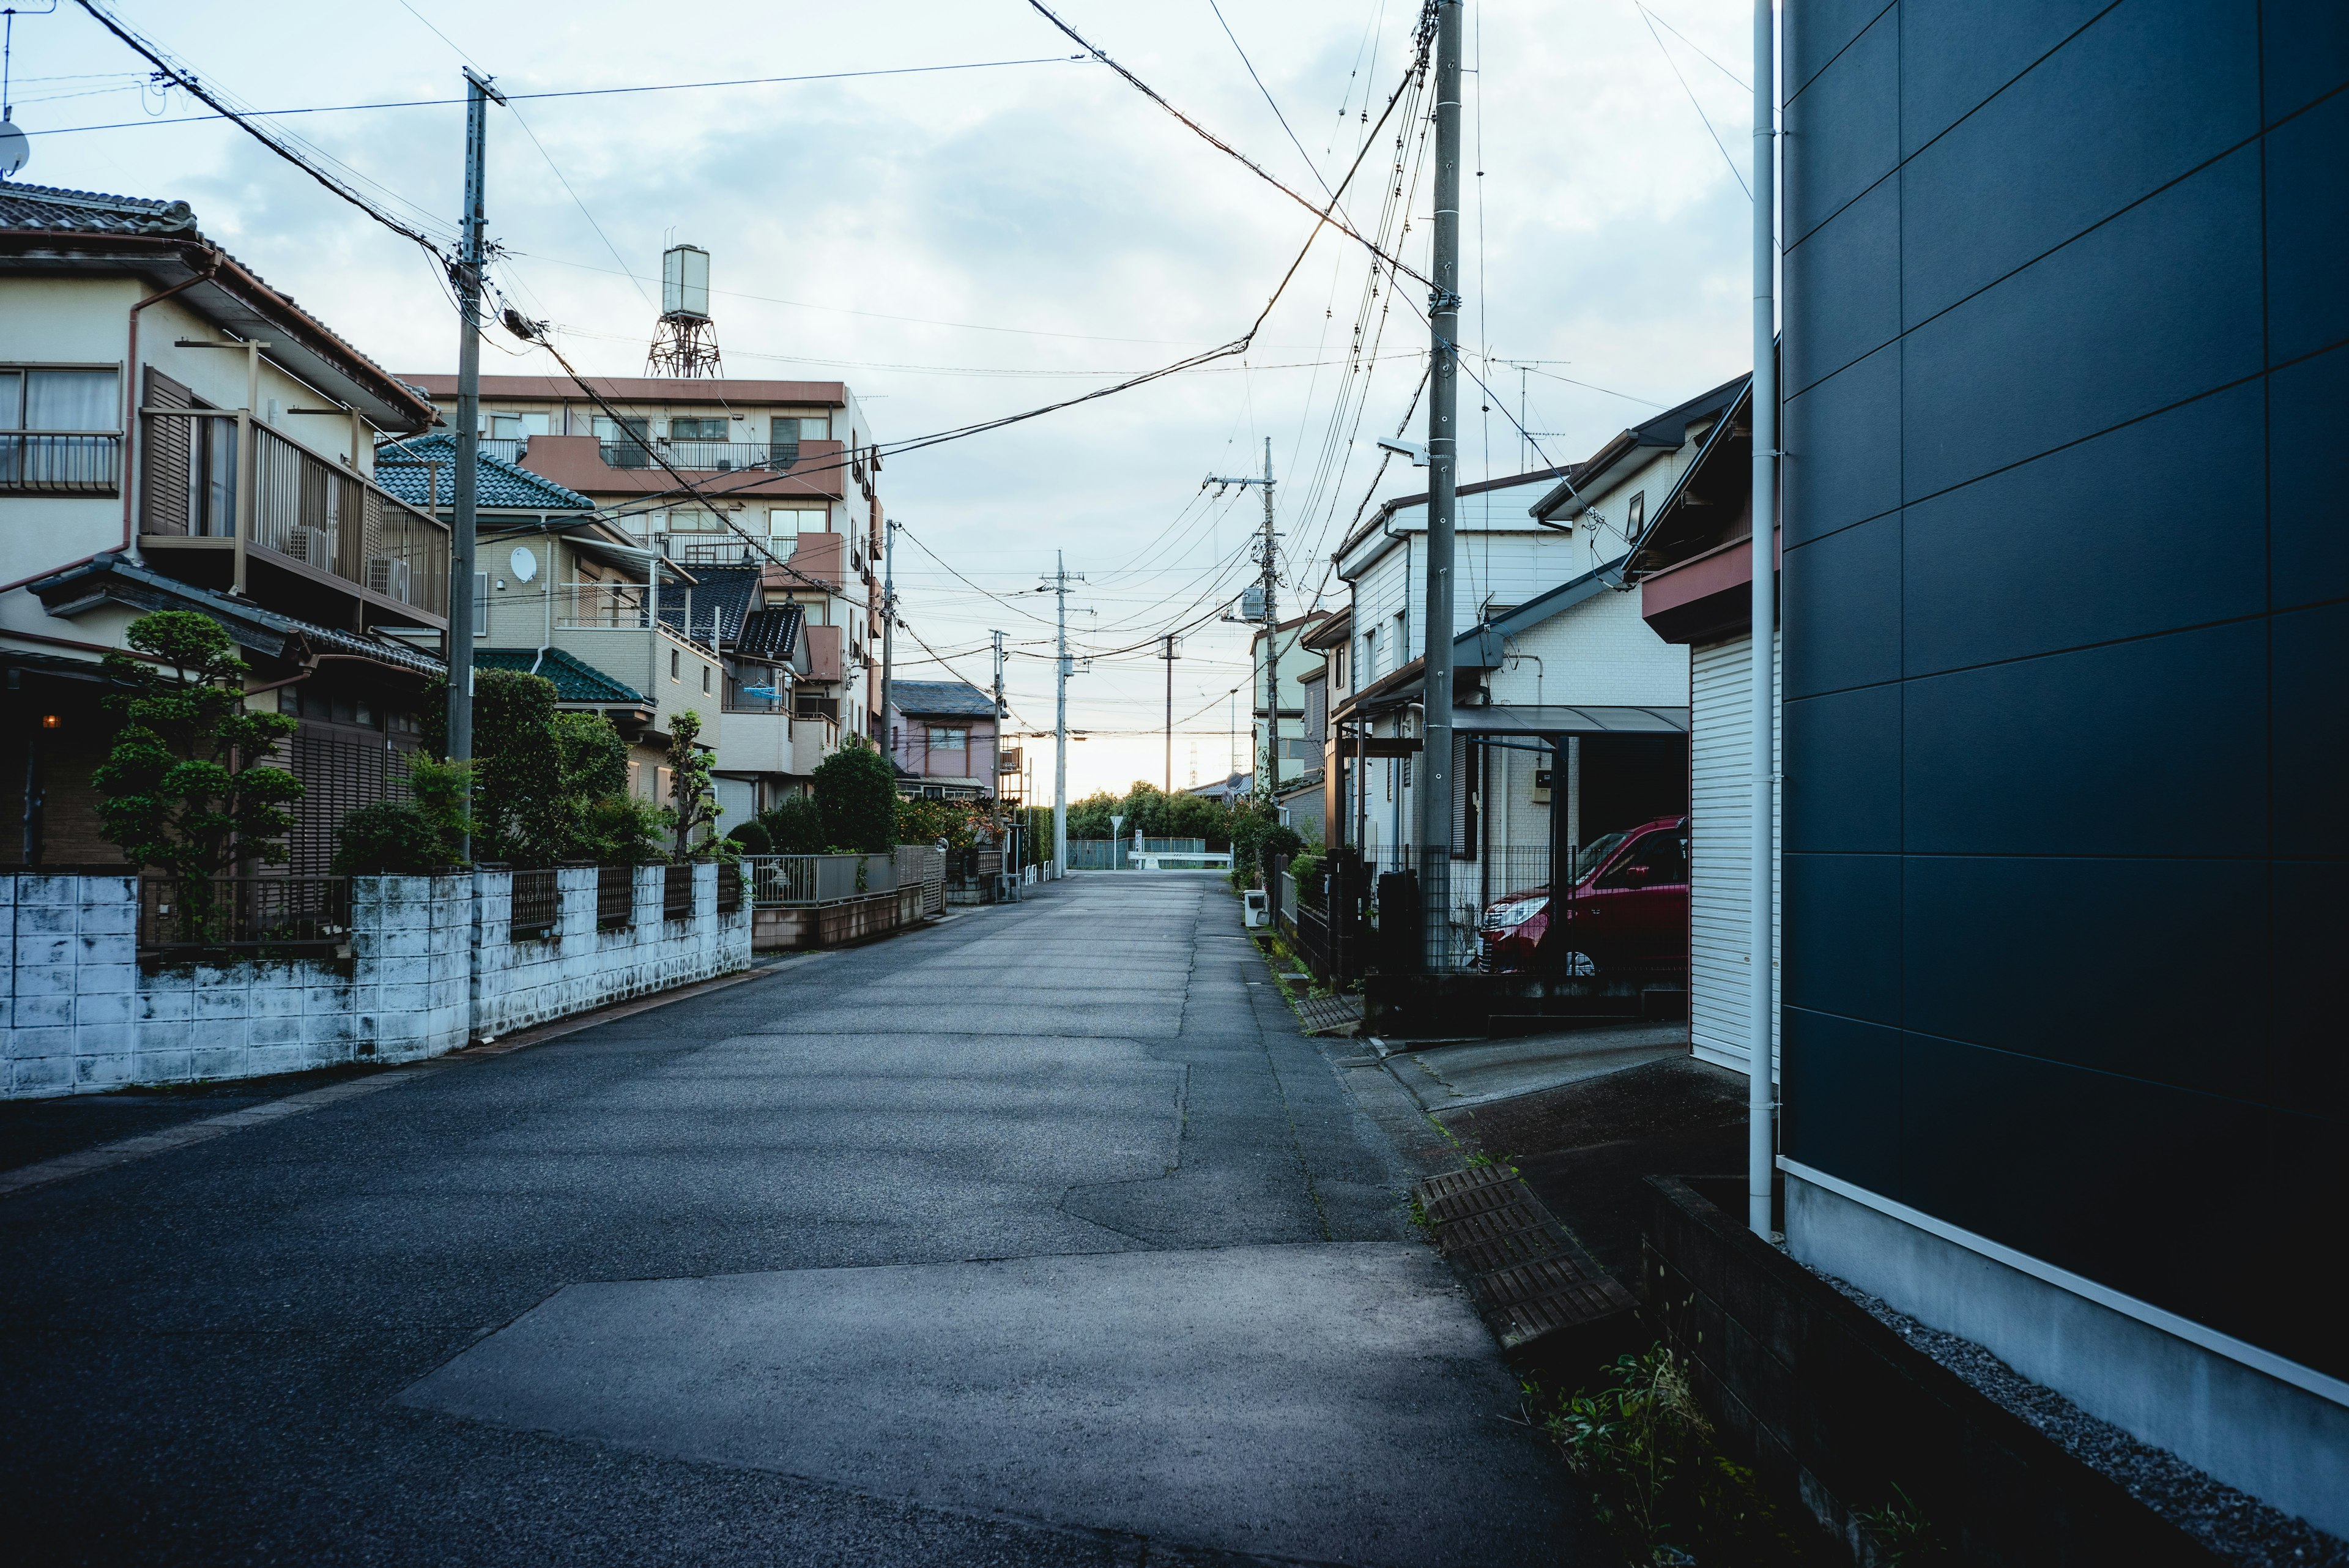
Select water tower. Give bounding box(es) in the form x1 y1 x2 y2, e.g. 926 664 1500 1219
645 243 723 377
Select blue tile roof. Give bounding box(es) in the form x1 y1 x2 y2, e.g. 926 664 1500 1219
890 680 996 718
373 434 596 513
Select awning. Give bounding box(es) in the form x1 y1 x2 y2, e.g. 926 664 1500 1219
1453 704 1689 737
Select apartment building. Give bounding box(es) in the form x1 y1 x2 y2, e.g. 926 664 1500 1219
0 182 443 870
399 374 884 753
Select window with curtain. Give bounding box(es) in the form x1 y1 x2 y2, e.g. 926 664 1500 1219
766 507 825 537
669 417 727 440
10 368 121 430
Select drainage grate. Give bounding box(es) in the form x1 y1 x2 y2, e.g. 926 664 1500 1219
1415 1167 1634 1350
1294 992 1365 1036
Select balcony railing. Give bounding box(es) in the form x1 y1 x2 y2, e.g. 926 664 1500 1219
146 415 449 620
0 431 121 493
599 438 801 473
744 853 898 907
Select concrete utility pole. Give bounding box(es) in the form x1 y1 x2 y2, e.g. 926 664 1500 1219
1160 633 1178 795
1052 552 1071 879
879 516 897 763
447 67 503 858
1748 0 1780 1241
1204 440 1276 799
1416 1 1463 965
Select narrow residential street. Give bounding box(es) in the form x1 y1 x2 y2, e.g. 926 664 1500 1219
2 875 1580 1567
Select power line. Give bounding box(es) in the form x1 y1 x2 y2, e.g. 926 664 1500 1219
31 51 1097 136
1635 2 1748 198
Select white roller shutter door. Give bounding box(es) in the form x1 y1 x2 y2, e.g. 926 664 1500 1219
1688 631 1780 1078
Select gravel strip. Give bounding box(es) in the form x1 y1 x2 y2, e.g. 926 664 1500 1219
1800 1263 2345 1568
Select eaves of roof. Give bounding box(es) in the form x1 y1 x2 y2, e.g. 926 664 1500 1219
472 646 647 705
1527 373 1747 524
1333 463 1577 563
26 553 444 678
0 183 436 433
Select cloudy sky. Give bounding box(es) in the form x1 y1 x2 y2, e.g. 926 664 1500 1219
13 0 1757 797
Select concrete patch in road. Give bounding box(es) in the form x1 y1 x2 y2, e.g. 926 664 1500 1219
402 1242 1569 1567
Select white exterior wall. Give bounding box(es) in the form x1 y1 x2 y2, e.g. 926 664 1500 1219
4 868 751 1098
1689 631 1780 1076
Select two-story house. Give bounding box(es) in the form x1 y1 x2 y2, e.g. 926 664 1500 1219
885 680 1000 801
1 182 444 872
398 374 884 756
1249 611 1329 833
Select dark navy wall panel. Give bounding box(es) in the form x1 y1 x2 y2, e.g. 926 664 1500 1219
1787 180 1901 395
1899 0 2256 325
1901 147 2264 500
1895 1036 2299 1371
1897 0 2110 154
1786 516 1902 697
1785 854 1901 1025
1902 620 2268 858
1786 344 1902 544
1902 384 2265 677
2270 601 2348 860
2268 343 2349 609
1789 10 1899 245
2262 87 2349 365
2260 0 2349 121
1783 1008 1902 1193
1785 685 1902 854
1786 0 2345 1376
1791 0 1896 98
1901 856 2271 1100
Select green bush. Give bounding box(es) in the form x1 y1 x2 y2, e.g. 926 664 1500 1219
812 736 897 853
726 819 774 856
760 796 828 855
330 801 444 875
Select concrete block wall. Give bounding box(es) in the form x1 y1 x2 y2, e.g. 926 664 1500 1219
472 864 752 1039
5 865 751 1098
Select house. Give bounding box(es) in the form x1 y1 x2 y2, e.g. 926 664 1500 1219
398 374 884 749
0 182 443 871
885 679 1000 800
1775 5 2343 1539
1249 611 1329 832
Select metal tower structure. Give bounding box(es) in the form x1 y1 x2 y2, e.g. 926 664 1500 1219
646 243 724 377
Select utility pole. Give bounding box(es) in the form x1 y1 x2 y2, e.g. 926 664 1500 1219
879 516 897 764
1160 633 1178 795
1415 1 1463 968
447 66 503 860
1051 553 1073 879
992 628 1009 869
1748 0 1780 1241
1204 439 1277 800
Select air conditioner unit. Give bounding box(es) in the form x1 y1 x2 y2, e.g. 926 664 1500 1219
365 558 412 600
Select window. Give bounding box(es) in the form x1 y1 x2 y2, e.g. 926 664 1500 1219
595 415 653 467
669 417 727 440
768 507 824 537
668 508 719 532
1360 631 1375 679
670 648 681 680
1625 490 1646 538
789 415 829 440
702 665 711 694
481 410 549 439
1597 828 1688 889
2 367 122 491
929 726 967 752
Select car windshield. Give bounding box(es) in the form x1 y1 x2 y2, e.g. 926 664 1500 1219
1573 831 1629 880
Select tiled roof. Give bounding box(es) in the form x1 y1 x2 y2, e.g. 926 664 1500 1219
661 563 760 647
0 180 197 236
889 679 995 718
24 554 443 677
472 647 646 705
733 603 803 664
373 434 596 512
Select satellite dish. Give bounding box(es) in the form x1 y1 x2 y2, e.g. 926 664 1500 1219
0 121 29 180
508 546 538 583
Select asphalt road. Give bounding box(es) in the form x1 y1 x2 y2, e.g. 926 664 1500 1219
2 873 1585 1567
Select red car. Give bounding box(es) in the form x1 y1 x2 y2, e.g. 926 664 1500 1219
1475 816 1691 975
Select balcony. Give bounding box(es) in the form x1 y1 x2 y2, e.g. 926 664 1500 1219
0 431 121 494
599 437 804 474
139 414 448 626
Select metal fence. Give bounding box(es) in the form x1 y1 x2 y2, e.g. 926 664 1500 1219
716 861 742 916
0 431 119 492
136 875 350 957
744 853 899 907
510 868 559 939
662 863 695 922
596 864 636 929
894 844 946 916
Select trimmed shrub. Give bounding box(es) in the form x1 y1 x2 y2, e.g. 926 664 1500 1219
726 819 774 856
812 737 897 853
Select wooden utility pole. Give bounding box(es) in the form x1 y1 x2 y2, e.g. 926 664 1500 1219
448 66 504 858
1416 2 1463 964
